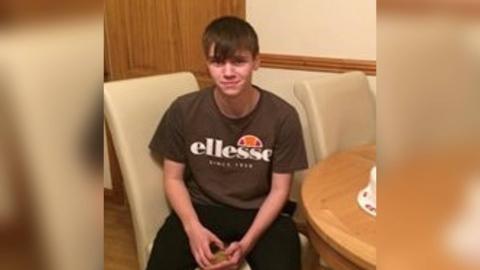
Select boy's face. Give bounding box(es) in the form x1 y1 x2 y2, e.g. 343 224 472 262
206 44 259 97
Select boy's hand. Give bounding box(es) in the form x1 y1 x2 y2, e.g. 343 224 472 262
199 241 242 270
223 242 244 269
211 249 228 265
203 249 232 270
185 222 224 269
203 241 247 270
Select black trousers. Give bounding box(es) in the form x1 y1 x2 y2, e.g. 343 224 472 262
146 204 301 270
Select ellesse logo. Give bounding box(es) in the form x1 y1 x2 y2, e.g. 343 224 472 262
237 135 263 148
190 135 272 162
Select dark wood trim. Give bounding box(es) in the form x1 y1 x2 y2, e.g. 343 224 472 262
260 53 376 75
378 1 480 16
104 187 115 199
104 121 126 206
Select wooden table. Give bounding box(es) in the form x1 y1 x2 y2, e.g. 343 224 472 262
301 145 376 270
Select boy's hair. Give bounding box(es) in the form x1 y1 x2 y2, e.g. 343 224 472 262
202 16 259 62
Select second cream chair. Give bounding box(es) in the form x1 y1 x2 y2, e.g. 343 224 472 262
293 71 376 162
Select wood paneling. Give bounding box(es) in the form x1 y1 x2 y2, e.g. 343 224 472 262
260 53 376 75
104 0 245 81
175 0 245 88
105 0 179 80
104 0 128 80
176 0 245 76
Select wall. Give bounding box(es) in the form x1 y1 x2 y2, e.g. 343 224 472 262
246 0 376 60
247 0 376 93
247 0 376 59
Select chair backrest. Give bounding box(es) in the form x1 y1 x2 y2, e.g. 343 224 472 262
104 72 199 270
294 71 376 161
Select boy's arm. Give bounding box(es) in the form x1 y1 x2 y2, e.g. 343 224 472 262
239 172 292 253
163 158 224 269
222 171 292 270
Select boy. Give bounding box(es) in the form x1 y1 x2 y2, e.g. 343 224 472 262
148 16 307 270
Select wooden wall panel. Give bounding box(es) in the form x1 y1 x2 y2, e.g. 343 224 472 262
105 0 180 80
123 0 179 76
105 0 245 82
176 0 245 81
105 0 129 80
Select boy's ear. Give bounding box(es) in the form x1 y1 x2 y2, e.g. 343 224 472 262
254 54 260 70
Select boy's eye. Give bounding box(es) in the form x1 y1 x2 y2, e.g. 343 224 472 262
208 57 224 63
232 58 247 64
207 57 248 66
209 59 223 65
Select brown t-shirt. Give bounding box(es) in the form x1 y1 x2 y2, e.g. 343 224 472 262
149 86 308 209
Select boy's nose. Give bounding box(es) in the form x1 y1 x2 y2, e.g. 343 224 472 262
222 63 234 76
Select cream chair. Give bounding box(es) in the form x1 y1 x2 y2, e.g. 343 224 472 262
293 71 376 162
104 72 314 270
104 72 200 270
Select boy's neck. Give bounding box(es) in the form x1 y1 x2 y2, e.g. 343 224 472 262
214 85 259 119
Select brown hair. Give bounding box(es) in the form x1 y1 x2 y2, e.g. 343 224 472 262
202 16 259 62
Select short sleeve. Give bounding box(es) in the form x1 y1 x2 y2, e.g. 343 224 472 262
149 100 186 163
272 109 308 173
